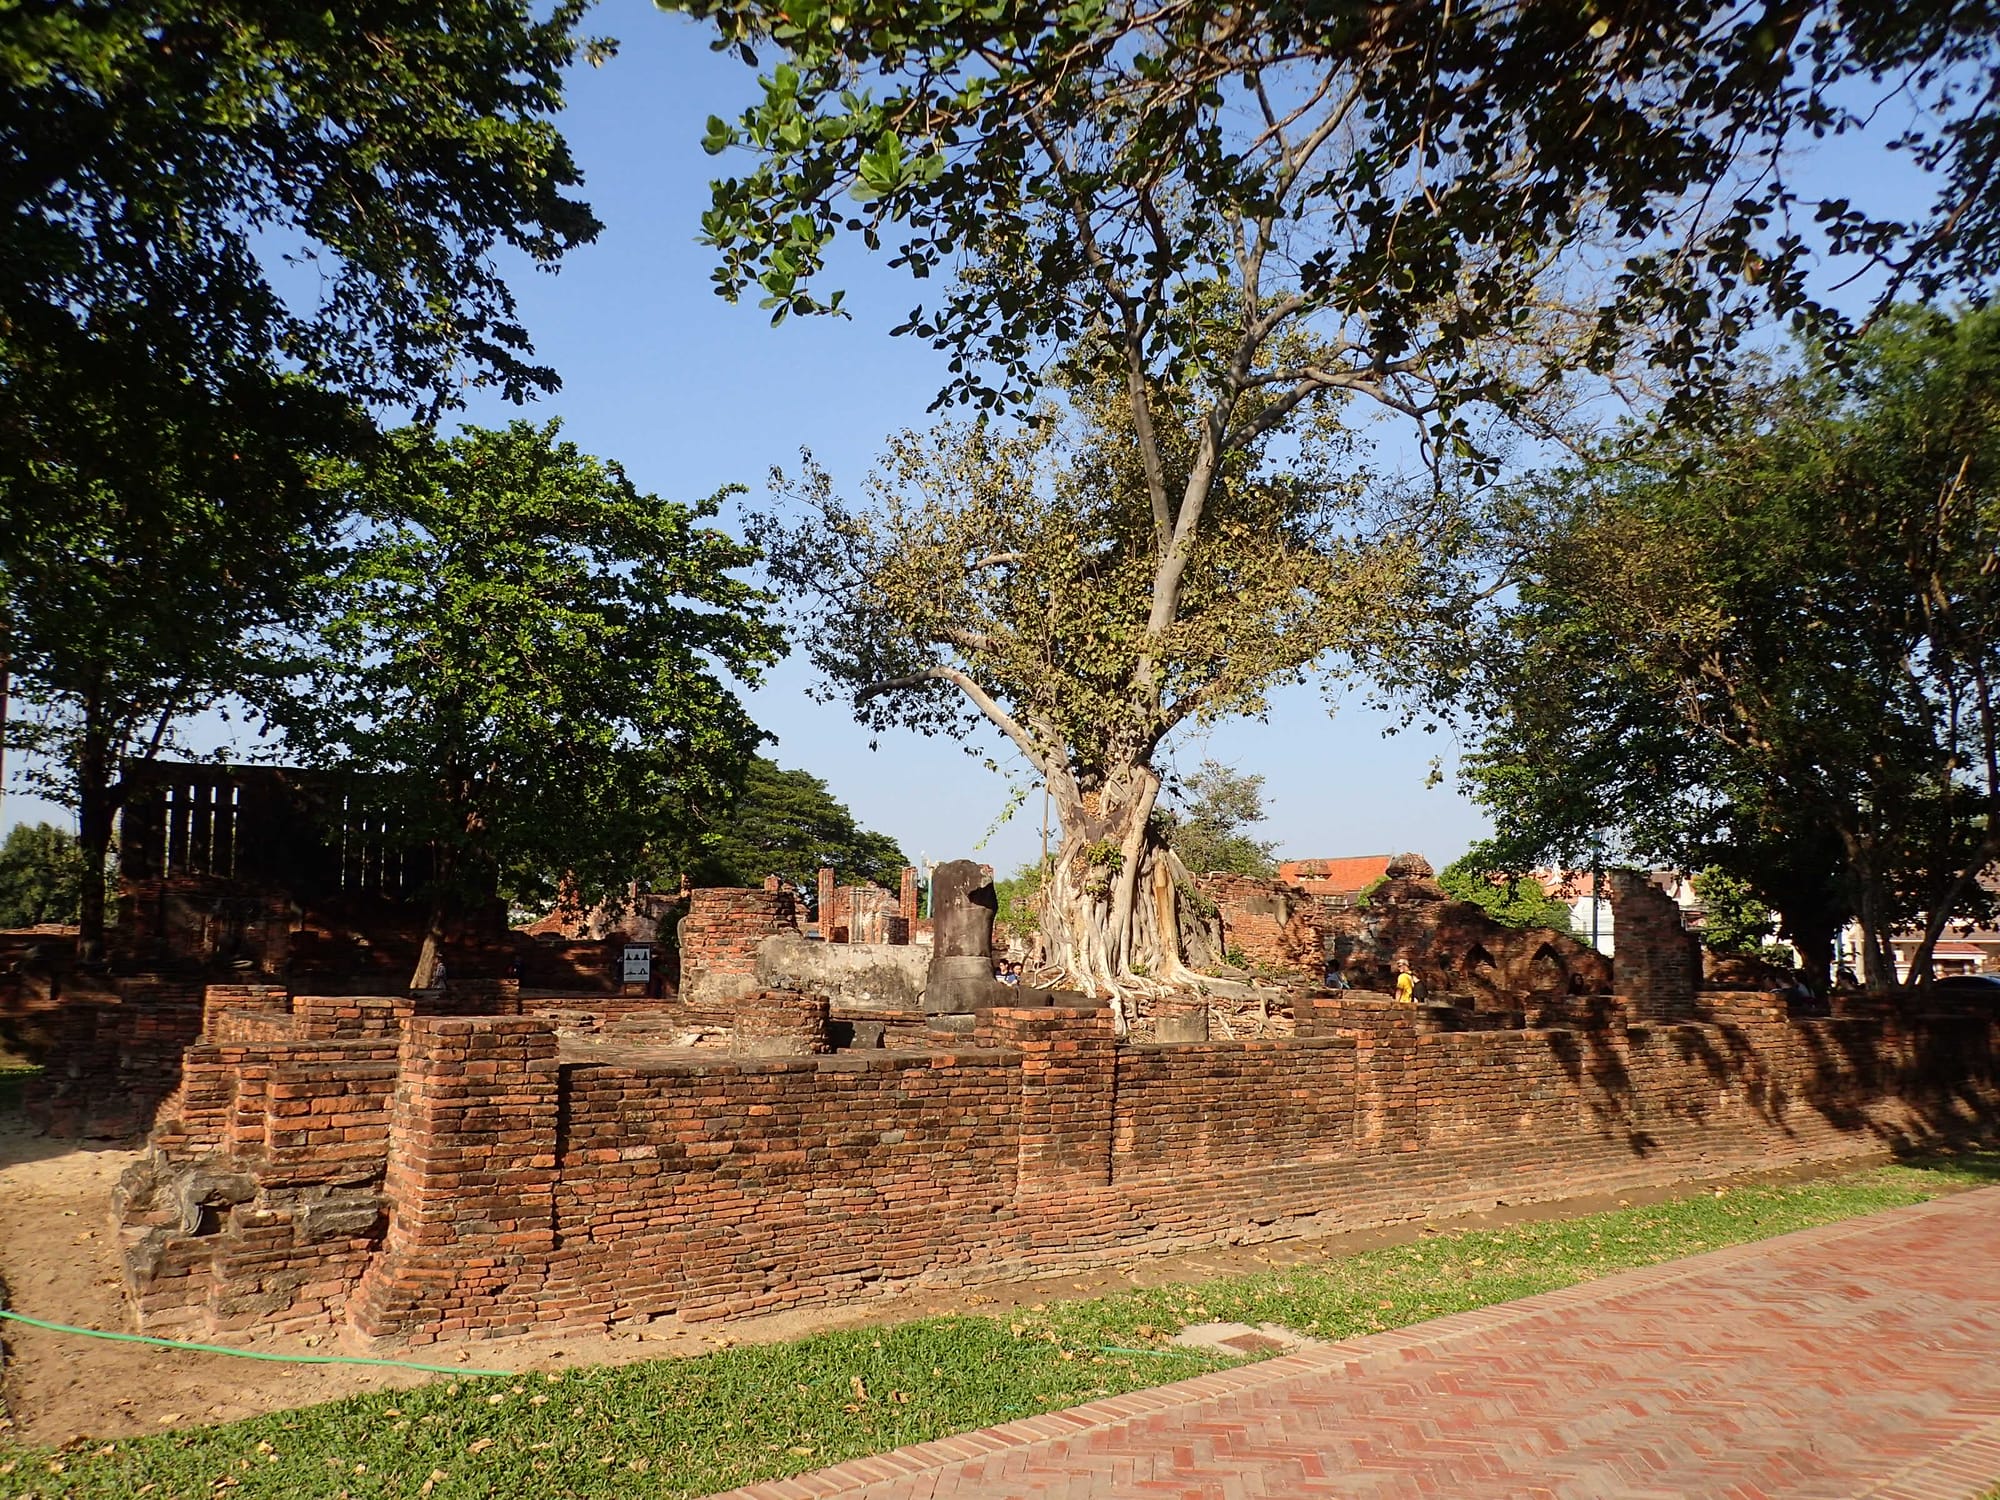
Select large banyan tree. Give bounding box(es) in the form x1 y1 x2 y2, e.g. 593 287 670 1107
674 0 2000 1007
753 373 1429 1010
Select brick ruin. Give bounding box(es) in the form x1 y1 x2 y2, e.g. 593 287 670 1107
9 793 1994 1349
1198 854 1617 1013
109 979 1997 1345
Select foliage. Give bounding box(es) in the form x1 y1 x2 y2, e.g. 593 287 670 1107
993 861 1047 944
670 0 2000 1001
277 422 781 977
0 823 84 929
2 1 607 956
752 369 1428 998
1691 867 1781 957
690 757 907 898
1 0 604 417
678 0 2000 422
2 1158 1985 1498
1162 761 1277 878
1 376 369 958
1461 307 2000 988
1437 847 1575 935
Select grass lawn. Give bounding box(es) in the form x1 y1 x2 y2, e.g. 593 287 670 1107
2 1151 1995 1500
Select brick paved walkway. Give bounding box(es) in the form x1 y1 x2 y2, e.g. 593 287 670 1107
705 1187 2000 1500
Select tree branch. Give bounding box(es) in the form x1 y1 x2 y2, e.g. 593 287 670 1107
857 665 1049 774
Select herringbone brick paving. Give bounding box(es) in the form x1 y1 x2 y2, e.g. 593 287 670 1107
705 1187 2000 1500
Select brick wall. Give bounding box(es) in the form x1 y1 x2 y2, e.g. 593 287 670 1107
116 990 1999 1346
1608 871 1699 1021
26 976 206 1137
679 889 798 1007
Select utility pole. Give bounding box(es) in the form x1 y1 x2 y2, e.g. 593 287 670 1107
1040 780 1056 876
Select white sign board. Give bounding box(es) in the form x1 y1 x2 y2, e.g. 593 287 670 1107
620 945 653 985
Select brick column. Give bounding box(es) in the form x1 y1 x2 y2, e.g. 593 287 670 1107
1608 871 1699 1023
900 866 919 927
731 990 832 1056
976 1007 1116 1193
817 867 836 939
350 1017 558 1343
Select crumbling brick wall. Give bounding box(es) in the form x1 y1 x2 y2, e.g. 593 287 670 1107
1196 874 1324 973
115 987 1999 1345
1608 870 1700 1022
1201 871 1611 1006
677 889 798 1009
25 976 206 1137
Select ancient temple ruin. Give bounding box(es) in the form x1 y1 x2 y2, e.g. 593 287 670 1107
4 791 1993 1349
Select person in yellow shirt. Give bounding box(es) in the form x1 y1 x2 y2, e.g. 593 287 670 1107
1393 961 1416 1004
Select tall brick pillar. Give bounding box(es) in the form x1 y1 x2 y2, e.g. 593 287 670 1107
976 1007 1116 1193
350 1017 558 1343
900 866 919 927
817 867 836 939
1607 870 1699 1023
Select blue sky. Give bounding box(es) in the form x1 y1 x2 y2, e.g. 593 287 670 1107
0 10 1944 877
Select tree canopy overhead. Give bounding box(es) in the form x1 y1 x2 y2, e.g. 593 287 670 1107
679 0 2000 425
672 0 2000 1012
2 0 605 414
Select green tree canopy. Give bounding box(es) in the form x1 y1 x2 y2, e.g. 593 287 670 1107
3 1 609 960
670 0 2000 1018
678 0 2000 419
278 421 781 987
2 0 603 415
2 375 368 959
0 823 85 930
1437 845 1575 935
1162 761 1278 878
1690 867 1781 958
1460 306 2000 990
690 756 907 897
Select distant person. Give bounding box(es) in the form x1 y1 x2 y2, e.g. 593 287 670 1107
997 961 1020 988
1323 956 1350 991
1394 961 1416 1004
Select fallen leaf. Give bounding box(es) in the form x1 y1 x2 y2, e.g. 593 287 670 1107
419 1468 448 1497
850 1375 868 1404
467 1438 495 1454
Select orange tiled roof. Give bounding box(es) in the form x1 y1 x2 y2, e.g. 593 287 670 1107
1277 855 1394 894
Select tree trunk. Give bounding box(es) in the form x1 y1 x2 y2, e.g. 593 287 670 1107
74 696 115 968
1780 911 1837 996
1037 761 1207 1031
410 899 448 992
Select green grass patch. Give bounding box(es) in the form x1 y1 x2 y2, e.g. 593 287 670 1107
2 1151 1993 1500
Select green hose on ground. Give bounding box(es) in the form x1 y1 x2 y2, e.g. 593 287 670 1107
0 1307 511 1377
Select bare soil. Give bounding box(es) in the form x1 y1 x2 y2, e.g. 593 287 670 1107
0 1112 1925 1447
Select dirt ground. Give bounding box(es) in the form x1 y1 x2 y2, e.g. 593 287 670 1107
0 1112 1924 1448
